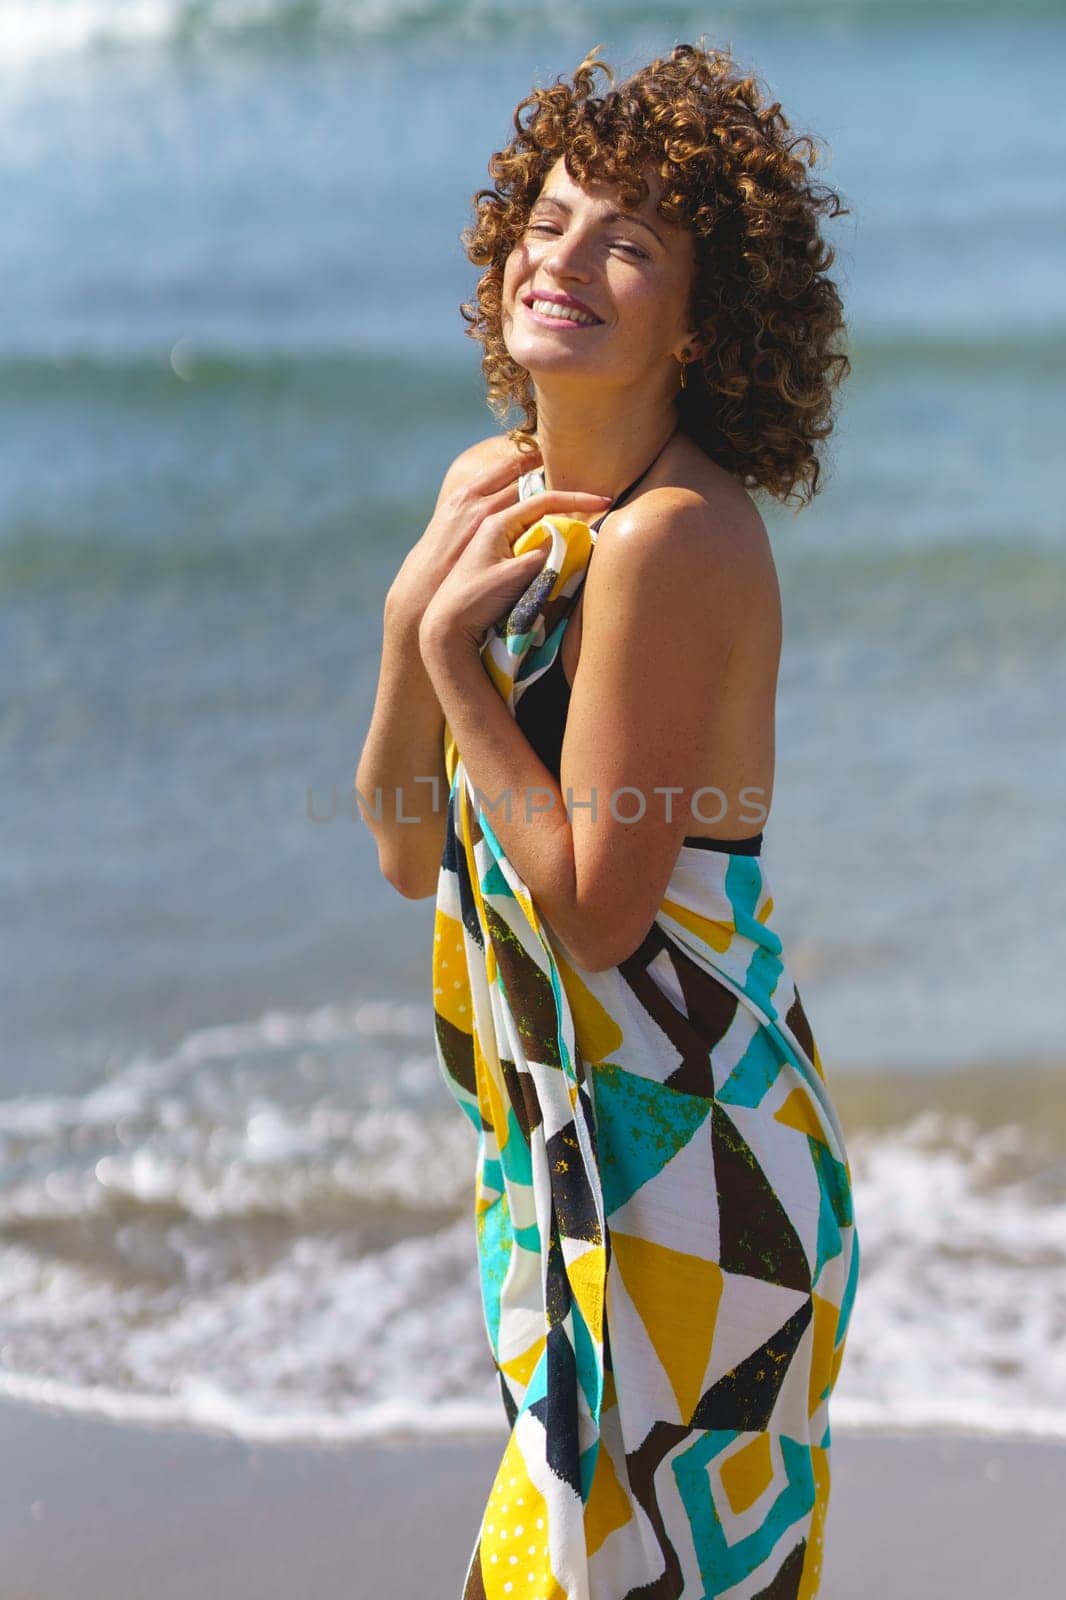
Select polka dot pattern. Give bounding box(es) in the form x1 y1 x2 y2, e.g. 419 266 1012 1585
476 1444 563 1600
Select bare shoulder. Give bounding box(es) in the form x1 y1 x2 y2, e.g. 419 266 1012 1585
588 445 781 646
442 431 539 490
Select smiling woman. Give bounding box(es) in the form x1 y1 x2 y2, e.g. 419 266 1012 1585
462 41 851 505
356 37 860 1600
497 161 703 429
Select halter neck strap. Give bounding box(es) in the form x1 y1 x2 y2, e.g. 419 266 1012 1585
589 426 679 533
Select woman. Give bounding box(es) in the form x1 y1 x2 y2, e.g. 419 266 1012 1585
358 41 860 1600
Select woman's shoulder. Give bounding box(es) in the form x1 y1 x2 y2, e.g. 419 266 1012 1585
441 431 538 490
574 442 782 744
596 439 780 629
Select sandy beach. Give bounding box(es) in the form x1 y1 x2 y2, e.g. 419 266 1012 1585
2 1397 1063 1598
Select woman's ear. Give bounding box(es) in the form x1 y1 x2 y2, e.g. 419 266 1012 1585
677 330 708 364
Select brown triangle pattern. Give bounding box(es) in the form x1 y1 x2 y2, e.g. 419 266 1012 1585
690 1298 814 1432
499 1053 541 1139
785 988 815 1068
434 1010 475 1100
623 1418 691 1599
545 1122 603 1245
483 902 561 1068
616 924 726 1098
712 1103 811 1293
753 1538 807 1598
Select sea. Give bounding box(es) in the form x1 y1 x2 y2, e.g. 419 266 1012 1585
2 0 1064 1449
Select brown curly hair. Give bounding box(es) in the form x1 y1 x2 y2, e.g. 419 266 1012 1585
459 41 851 508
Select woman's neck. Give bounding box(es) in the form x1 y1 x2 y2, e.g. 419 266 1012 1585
532 384 680 501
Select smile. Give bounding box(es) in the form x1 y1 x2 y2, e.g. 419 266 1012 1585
523 297 602 329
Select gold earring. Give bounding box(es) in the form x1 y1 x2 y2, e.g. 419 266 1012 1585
679 348 692 390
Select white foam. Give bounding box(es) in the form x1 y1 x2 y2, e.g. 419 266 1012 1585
0 1 177 67
1 1012 1064 1447
0 0 911 72
828 1112 1066 1441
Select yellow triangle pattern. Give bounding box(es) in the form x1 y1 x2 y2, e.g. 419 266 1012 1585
584 1438 634 1559
807 1293 839 1419
566 1244 606 1345
432 909 472 1035
512 514 593 593
774 1087 827 1145
479 1432 566 1600
611 1232 723 1421
480 515 594 712
553 951 624 1064
514 884 540 930
659 897 733 954
501 1334 546 1390
719 1432 775 1516
473 1030 509 1185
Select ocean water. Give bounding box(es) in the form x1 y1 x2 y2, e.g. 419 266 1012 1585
2 1 1064 1446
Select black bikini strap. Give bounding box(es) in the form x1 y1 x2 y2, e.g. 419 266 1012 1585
589 425 679 534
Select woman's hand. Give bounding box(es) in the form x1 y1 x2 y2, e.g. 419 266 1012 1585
387 438 542 632
418 485 611 665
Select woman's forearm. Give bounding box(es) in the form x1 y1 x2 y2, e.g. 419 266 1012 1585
355 591 449 897
418 626 596 965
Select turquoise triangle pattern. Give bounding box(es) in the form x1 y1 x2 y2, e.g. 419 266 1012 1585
674 1430 815 1587
499 1104 533 1187
476 1190 512 1353
716 1028 785 1109
480 858 514 898
591 1061 712 1216
810 1136 854 1287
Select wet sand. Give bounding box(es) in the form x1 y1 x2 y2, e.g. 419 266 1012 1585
1 1396 1064 1597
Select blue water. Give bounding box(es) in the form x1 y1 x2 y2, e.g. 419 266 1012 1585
0 2 1064 1444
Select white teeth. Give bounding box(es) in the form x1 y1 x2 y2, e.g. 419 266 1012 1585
529 298 599 326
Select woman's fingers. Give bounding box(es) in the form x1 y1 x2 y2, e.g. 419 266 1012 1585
488 491 612 546
480 478 535 519
467 438 542 499
472 481 611 532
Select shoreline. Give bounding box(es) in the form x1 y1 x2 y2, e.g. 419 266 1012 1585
2 1396 1064 1597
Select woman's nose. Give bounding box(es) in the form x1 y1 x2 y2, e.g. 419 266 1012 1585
543 231 594 279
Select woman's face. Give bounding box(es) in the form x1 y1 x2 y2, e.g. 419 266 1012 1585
501 156 698 395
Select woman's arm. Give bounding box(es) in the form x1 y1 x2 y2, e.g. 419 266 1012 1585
355 436 526 898
355 594 450 899
356 437 608 899
418 485 776 967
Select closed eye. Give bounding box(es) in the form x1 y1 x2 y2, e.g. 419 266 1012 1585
526 223 647 259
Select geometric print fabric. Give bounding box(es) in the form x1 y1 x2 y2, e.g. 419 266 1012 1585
432 497 861 1598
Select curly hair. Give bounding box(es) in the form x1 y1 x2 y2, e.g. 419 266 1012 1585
459 41 851 508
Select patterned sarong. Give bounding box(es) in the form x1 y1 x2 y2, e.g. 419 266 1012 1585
431 505 860 1599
